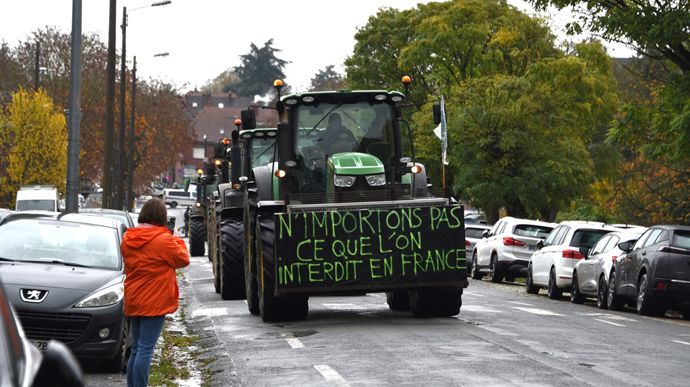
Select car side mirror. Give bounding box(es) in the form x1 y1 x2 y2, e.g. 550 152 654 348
536 240 544 250
482 230 489 238
33 340 85 387
579 246 590 259
618 241 633 253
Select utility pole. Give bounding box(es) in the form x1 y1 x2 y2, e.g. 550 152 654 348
33 41 40 91
102 0 117 209
114 6 128 210
65 0 82 214
125 56 136 211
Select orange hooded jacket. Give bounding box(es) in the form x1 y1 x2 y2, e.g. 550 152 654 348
121 224 190 317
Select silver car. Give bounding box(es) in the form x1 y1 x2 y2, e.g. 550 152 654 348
465 224 491 262
570 228 647 307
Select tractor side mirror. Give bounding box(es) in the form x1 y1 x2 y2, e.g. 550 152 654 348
241 109 256 130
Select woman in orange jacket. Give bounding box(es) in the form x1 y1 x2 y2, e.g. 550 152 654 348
121 198 189 387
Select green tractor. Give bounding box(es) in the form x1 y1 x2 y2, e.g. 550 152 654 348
188 165 216 257
241 79 468 322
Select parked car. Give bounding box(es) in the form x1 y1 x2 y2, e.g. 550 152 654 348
0 280 85 387
465 224 492 266
0 212 130 372
527 221 621 299
78 208 136 228
570 228 647 307
15 185 59 212
607 225 690 316
0 208 12 222
163 188 196 208
471 217 556 283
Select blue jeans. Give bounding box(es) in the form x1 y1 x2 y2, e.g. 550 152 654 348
127 316 165 387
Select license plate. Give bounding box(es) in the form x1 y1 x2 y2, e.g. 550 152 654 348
32 340 48 351
528 244 536 251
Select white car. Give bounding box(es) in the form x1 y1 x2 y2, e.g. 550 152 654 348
163 189 196 208
527 221 622 299
570 228 647 307
465 224 492 261
470 217 556 283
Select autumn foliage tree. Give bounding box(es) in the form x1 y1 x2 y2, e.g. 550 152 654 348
0 88 67 207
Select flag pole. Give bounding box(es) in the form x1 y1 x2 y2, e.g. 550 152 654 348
440 95 447 191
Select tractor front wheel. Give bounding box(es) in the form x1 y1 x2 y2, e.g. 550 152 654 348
220 219 245 300
189 217 206 257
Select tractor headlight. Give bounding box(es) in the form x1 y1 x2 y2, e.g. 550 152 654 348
365 174 386 186
334 175 356 188
74 282 124 308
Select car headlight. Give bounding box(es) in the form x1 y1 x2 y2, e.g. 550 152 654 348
74 282 124 308
365 173 386 186
334 175 356 188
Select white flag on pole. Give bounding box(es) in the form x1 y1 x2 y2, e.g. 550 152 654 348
440 95 448 165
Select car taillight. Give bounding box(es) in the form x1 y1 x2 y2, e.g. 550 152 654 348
655 281 667 291
562 249 584 259
611 255 618 263
465 239 470 247
503 237 526 247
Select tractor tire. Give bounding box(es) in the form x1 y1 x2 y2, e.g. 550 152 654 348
189 218 206 257
409 288 462 318
386 291 410 311
220 219 245 300
257 213 308 322
244 201 259 315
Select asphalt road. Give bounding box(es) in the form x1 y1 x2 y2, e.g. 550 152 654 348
85 208 690 386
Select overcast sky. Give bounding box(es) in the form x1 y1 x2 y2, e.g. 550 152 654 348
0 0 633 93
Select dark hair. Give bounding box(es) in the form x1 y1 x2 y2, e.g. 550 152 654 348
138 198 167 226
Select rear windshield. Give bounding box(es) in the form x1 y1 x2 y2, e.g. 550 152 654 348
514 225 553 239
570 229 610 249
673 231 690 249
465 228 487 239
16 200 55 212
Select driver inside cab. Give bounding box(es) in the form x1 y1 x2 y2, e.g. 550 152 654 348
321 113 358 155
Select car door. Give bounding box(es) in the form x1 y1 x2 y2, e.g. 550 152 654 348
622 228 659 296
478 220 504 268
534 226 568 285
579 235 611 293
667 229 690 285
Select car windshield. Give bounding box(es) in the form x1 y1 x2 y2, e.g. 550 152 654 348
296 101 396 193
570 229 610 249
0 219 120 270
16 200 54 212
673 231 690 249
514 225 553 239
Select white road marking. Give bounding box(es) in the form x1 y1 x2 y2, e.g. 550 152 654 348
191 308 228 318
281 333 305 349
595 319 625 327
463 291 485 297
512 307 564 316
582 313 638 322
314 365 349 386
506 301 533 306
478 325 518 337
321 303 365 311
672 340 690 346
461 305 504 313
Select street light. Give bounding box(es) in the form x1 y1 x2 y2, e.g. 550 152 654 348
114 0 171 210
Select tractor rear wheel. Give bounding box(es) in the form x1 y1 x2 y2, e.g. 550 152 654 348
257 213 308 322
386 291 410 311
409 288 462 317
189 218 206 257
244 203 259 315
220 219 245 300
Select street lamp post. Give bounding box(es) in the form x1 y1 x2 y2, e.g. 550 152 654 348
113 0 171 210
125 56 136 212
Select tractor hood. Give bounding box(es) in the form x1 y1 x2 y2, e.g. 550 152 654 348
328 152 384 176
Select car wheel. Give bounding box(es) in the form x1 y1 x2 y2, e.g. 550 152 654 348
607 271 623 311
525 265 539 294
596 275 608 309
504 273 516 282
636 273 658 316
489 254 503 283
470 252 482 280
547 267 563 300
170 201 178 208
570 272 584 304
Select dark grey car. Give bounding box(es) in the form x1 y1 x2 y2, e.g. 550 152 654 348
0 212 129 372
608 225 690 317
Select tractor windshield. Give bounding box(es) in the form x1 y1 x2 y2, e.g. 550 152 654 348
251 137 276 167
296 101 396 193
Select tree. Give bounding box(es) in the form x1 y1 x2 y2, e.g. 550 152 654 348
309 65 344 91
201 69 239 93
0 89 67 207
228 39 289 98
0 42 28 103
529 0 690 73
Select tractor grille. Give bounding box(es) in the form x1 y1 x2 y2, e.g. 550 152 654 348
287 187 450 213
17 311 91 343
